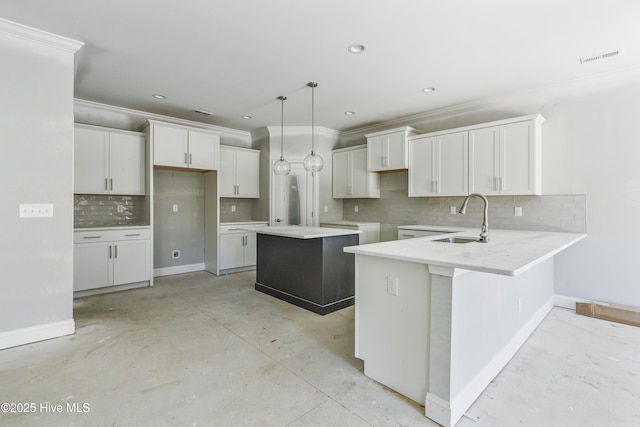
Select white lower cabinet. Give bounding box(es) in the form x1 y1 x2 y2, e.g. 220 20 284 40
219 222 267 271
74 228 151 292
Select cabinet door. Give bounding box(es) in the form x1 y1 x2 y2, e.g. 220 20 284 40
219 146 237 197
438 131 469 196
408 137 437 196
367 136 386 171
153 124 188 168
109 132 145 195
469 126 500 195
385 132 407 170
74 126 108 194
350 148 374 197
235 149 260 198
74 242 112 291
332 151 350 198
220 233 245 269
113 239 150 285
500 121 536 194
243 232 257 266
188 130 219 170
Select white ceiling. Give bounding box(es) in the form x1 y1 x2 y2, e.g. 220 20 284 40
2 0 640 132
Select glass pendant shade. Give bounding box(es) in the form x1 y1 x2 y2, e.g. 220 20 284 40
303 82 324 172
303 151 323 172
273 156 292 175
273 95 291 176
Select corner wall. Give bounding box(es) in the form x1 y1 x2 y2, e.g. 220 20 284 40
0 20 82 349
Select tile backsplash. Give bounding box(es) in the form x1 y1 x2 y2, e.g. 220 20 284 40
220 198 254 222
343 191 586 241
74 194 148 228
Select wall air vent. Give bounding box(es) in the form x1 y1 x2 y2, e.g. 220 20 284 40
579 49 623 64
192 109 213 116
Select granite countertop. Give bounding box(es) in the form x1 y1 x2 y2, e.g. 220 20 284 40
344 227 586 276
254 225 361 239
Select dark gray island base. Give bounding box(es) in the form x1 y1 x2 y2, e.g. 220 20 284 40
254 227 359 315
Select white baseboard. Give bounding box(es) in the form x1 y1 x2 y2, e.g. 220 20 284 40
154 263 205 277
553 294 588 310
0 319 75 350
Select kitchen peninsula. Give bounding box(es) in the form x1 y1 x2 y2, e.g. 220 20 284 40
344 228 586 427
254 226 359 315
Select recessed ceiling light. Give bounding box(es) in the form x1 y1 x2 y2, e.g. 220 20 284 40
241 115 252 120
344 111 356 116
347 44 366 54
152 94 167 99
421 87 436 93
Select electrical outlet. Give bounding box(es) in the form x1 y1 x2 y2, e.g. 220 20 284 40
354 205 359 213
173 204 179 213
231 205 236 212
172 250 181 259
19 204 53 218
387 276 399 296
450 206 457 215
514 207 523 217
324 205 328 213
117 205 125 213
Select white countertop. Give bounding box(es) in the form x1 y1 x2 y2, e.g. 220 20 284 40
74 225 150 232
255 225 361 239
344 227 586 276
321 220 381 226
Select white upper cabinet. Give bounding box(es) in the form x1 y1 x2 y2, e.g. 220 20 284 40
151 121 219 171
407 114 544 197
408 131 468 197
219 145 260 198
469 117 543 195
74 124 145 195
366 127 417 171
333 145 380 198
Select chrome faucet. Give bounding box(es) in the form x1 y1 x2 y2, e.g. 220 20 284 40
459 193 489 243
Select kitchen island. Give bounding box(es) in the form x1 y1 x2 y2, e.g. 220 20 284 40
344 228 586 427
254 226 360 315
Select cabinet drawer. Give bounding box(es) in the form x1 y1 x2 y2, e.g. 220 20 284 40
220 222 268 234
74 228 151 243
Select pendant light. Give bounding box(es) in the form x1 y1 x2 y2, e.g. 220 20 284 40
303 82 324 172
273 95 292 176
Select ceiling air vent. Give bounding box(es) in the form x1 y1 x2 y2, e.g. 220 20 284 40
192 109 213 116
579 49 623 64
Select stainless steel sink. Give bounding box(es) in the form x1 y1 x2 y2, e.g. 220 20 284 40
433 237 478 244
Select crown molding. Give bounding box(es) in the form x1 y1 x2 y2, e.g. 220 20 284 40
265 126 341 139
0 18 83 53
74 98 251 139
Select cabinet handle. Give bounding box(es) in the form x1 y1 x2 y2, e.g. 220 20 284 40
109 245 112 258
83 235 102 239
494 177 498 191
125 233 141 237
114 245 118 258
190 153 192 165
184 153 188 165
402 233 415 238
105 178 108 191
110 178 113 191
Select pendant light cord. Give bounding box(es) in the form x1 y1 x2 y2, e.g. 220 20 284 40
307 82 318 154
278 96 286 160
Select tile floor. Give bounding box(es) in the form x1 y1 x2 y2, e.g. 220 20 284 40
1 270 639 426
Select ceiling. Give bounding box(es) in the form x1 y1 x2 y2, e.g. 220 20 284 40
2 0 640 133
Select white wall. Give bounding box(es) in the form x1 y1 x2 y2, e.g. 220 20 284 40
0 20 82 349
539 84 640 305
